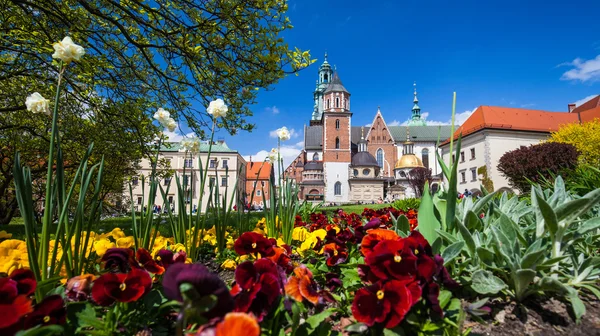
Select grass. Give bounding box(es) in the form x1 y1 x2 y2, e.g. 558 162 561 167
3 212 266 240
317 203 394 215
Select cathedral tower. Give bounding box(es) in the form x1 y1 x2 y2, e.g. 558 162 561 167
322 71 351 202
408 82 427 126
311 53 333 122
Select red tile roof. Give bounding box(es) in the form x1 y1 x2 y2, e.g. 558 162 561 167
572 95 600 114
246 161 272 180
442 106 579 145
579 106 600 123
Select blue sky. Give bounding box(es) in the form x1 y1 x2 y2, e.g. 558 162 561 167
168 0 600 166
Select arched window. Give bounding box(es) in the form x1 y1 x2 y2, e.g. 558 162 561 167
324 74 328 82
334 182 342 195
335 119 340 129
345 98 348 109
335 97 340 108
327 99 330 109
376 149 384 168
421 149 430 169
335 137 340 149
312 152 319 161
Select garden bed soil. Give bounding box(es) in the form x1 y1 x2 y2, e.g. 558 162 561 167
466 295 600 336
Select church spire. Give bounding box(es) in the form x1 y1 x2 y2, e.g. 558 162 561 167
358 126 367 152
408 82 426 126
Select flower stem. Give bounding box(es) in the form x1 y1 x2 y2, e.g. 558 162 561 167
40 63 64 280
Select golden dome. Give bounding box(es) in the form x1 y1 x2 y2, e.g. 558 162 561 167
395 154 424 169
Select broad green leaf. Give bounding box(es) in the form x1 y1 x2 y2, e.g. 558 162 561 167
514 269 536 301
465 210 482 231
457 220 476 258
442 241 465 265
396 214 410 235
438 290 452 309
577 217 600 235
535 193 559 237
304 308 335 331
435 229 458 244
476 247 495 266
445 136 462 232
16 325 64 336
567 290 586 324
520 249 546 270
471 270 506 294
417 182 441 244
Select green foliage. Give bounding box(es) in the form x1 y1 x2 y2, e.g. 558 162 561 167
477 165 494 192
549 119 600 166
392 198 421 211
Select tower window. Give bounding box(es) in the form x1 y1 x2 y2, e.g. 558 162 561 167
335 137 340 149
324 74 328 82
334 182 342 195
422 149 429 170
335 97 339 108
335 119 340 129
312 152 319 161
345 98 348 109
376 149 384 168
327 99 330 109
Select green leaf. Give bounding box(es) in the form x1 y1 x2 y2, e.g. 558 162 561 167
471 270 506 294
514 269 536 301
435 229 458 244
303 308 336 331
396 214 410 235
457 220 476 258
520 249 546 270
568 291 586 324
536 193 559 236
536 276 570 295
442 241 465 265
345 323 368 333
557 189 600 224
341 268 362 288
438 290 452 309
577 217 600 235
476 247 495 266
16 325 64 336
417 182 441 244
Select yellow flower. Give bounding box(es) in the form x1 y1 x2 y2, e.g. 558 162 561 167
236 255 249 263
171 243 186 253
203 234 217 246
116 236 135 248
110 228 126 239
0 239 29 272
297 229 327 256
0 230 12 239
253 227 266 236
276 237 286 247
221 259 237 270
292 227 309 241
226 236 235 249
93 239 115 257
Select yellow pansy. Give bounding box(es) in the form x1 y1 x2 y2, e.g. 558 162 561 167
171 243 186 253
0 239 30 272
110 228 126 239
221 259 237 270
0 230 12 239
226 236 235 249
93 239 115 257
116 236 135 248
292 227 309 241
277 237 286 247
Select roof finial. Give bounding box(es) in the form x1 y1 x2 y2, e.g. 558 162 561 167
361 126 364 139
406 126 411 142
377 105 381 113
324 51 328 62
413 81 418 103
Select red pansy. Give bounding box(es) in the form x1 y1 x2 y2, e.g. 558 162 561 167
322 243 348 266
365 239 418 281
9 269 36 296
91 268 152 306
351 280 419 329
234 232 275 257
230 258 282 321
136 248 165 275
23 295 66 329
101 248 138 273
360 229 399 258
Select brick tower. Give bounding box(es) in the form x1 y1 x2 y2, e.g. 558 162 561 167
322 71 352 202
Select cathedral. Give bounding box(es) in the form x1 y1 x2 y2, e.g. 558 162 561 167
284 55 453 203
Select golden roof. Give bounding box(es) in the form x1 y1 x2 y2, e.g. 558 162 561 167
395 154 424 169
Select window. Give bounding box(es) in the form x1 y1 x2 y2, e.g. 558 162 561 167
460 151 465 163
334 182 342 195
471 168 477 181
335 97 339 108
353 169 358 177
335 119 340 129
209 177 216 188
256 190 261 196
137 196 142 205
421 149 429 170
452 154 455 163
210 159 217 168
184 158 193 168
221 177 228 187
335 137 340 149
460 171 466 183
377 136 380 141
164 177 172 186
383 135 386 141
344 98 348 109
399 171 406 178
312 152 319 161
327 99 330 109
261 181 266 187
168 196 174 204
363 169 370 176
222 160 228 168
132 176 139 186
376 149 384 168
470 148 476 160
324 74 328 82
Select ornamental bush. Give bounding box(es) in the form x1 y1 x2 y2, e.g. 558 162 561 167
549 119 600 166
497 142 579 192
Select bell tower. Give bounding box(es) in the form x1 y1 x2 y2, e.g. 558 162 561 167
311 53 333 122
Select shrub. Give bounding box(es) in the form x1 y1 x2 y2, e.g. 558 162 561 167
407 167 432 198
549 119 600 166
392 198 421 211
497 142 579 192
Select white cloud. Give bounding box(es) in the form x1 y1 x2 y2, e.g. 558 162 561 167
265 106 280 114
413 108 477 126
560 55 600 82
388 120 401 126
573 94 598 107
453 108 477 125
269 127 299 139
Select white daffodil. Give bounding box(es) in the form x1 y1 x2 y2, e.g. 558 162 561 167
25 92 50 115
276 126 291 141
268 148 279 162
165 118 177 132
52 36 85 64
180 137 201 153
153 108 171 124
207 99 228 118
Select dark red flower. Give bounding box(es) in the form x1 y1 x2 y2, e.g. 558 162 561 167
101 248 138 273
234 232 275 257
266 246 293 274
322 243 348 266
230 258 282 321
9 269 36 296
23 295 66 329
162 263 233 320
136 248 165 275
433 255 458 289
360 229 399 258
92 268 152 306
325 273 342 291
351 280 419 328
0 276 33 330
357 264 380 284
365 239 418 281
405 231 433 257
65 274 95 301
